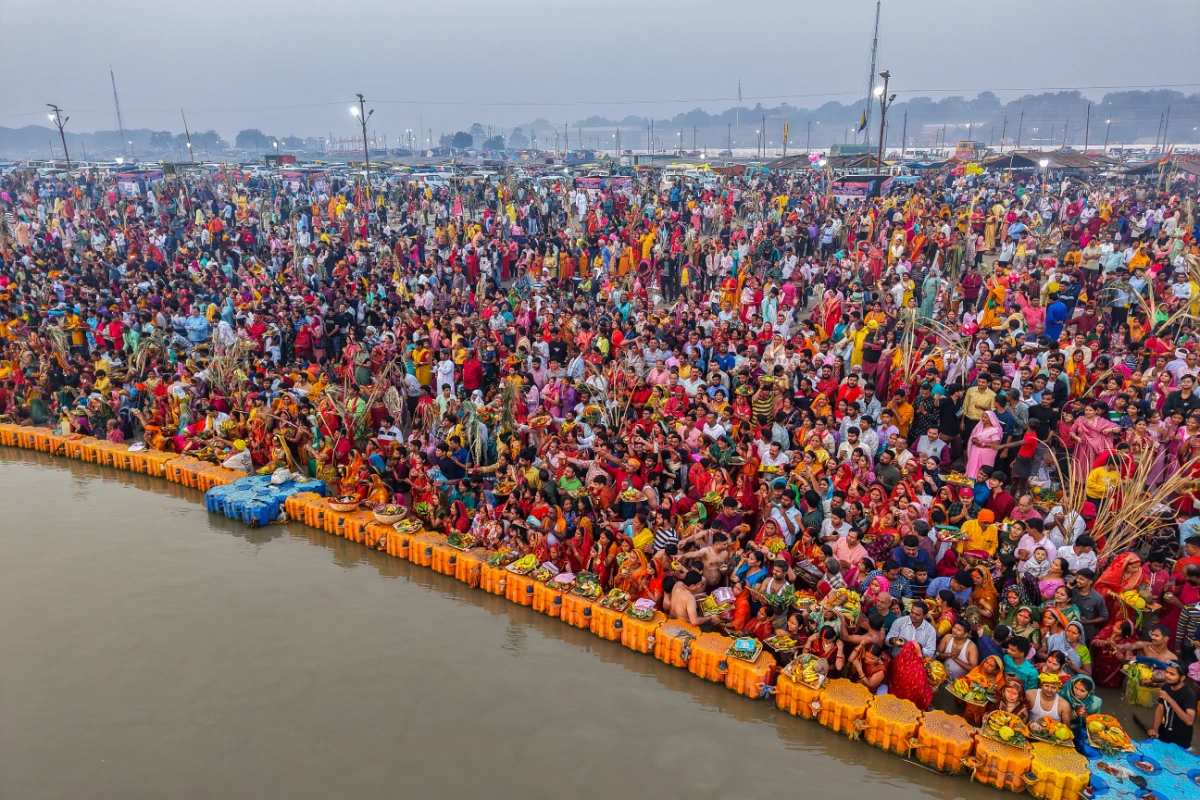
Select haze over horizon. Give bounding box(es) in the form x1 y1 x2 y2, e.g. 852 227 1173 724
2 0 1197 141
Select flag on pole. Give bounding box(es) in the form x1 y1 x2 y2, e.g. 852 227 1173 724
857 110 868 133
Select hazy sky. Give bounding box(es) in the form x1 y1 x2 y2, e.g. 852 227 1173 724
2 0 1196 141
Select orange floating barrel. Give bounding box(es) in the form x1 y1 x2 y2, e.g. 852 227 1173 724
531 580 563 617
654 620 700 668
560 592 595 629
344 510 374 544
305 496 332 529
972 734 1032 793
284 492 321 522
80 439 106 463
619 611 663 653
724 649 776 698
18 427 41 450
125 448 149 474
0 424 20 447
589 603 624 641
687 632 733 682
323 509 347 536
864 694 922 754
479 562 508 595
1025 742 1090 800
108 444 135 471
431 543 460 576
915 710 976 774
454 549 487 586
505 572 536 605
44 432 69 456
388 527 416 559
62 435 96 459
364 521 392 549
775 672 822 719
143 452 176 477
817 679 872 735
409 533 443 567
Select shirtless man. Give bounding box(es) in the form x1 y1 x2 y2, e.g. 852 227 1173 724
1026 674 1074 728
669 570 720 627
680 532 733 588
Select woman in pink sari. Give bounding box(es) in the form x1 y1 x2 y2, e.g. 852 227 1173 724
966 410 1002 480
1068 403 1120 477
1148 370 1175 413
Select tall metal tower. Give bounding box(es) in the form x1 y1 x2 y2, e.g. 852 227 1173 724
110 65 128 158
862 1 881 148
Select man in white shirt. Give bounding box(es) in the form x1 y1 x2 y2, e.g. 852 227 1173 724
769 493 804 546
819 507 852 542
757 440 790 473
701 411 727 442
1044 506 1085 547
1060 535 1098 573
886 601 938 658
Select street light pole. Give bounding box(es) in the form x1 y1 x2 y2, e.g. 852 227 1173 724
874 70 891 167
352 93 374 206
47 104 71 169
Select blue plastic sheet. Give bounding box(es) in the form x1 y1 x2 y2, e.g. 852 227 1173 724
1090 742 1200 800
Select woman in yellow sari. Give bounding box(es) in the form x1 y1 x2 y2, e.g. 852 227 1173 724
978 275 1008 330
984 212 1000 252
617 246 634 277
613 536 650 596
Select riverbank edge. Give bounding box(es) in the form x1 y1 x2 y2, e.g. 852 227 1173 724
0 425 1095 799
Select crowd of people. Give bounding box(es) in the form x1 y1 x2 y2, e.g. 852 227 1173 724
2 155 1198 750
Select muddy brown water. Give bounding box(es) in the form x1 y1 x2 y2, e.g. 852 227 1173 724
2 450 1041 800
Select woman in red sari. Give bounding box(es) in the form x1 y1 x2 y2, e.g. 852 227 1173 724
814 289 843 339
1089 619 1139 688
1092 552 1144 625
586 528 616 591
562 518 594 574
804 626 846 677
888 640 934 709
742 605 777 640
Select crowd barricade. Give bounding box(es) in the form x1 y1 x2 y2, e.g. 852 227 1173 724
6 424 1122 797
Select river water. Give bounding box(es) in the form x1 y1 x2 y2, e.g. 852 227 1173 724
2 450 1005 800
